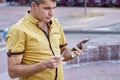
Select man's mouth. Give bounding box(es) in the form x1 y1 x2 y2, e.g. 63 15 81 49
47 17 52 19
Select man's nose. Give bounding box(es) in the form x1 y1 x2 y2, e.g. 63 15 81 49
49 9 54 16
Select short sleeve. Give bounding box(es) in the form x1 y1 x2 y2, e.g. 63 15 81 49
59 25 67 48
6 27 25 53
53 18 67 48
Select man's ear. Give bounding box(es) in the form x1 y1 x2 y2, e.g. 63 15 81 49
31 2 37 8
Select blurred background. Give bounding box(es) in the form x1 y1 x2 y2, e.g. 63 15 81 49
0 0 120 80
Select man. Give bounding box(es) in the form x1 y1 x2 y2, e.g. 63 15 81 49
6 0 82 80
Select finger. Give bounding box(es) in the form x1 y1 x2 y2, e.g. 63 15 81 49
80 43 84 49
74 46 81 52
54 56 64 61
73 51 81 56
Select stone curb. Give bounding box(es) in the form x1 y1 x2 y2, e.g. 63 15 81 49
64 29 120 34
67 45 120 65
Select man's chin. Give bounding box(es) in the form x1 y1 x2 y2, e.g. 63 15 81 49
46 20 51 23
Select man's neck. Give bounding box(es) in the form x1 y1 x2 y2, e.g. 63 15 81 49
38 22 49 34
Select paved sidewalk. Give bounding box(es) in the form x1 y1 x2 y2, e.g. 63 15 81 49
64 61 120 80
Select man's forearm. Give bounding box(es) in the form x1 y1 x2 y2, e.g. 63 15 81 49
9 61 47 78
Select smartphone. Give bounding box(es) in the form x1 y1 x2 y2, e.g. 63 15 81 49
71 38 90 51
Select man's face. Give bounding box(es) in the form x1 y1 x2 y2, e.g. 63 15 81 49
32 0 56 22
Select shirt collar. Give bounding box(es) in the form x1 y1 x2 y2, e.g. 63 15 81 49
25 11 39 26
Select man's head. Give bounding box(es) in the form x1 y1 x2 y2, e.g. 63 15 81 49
30 0 56 23
31 0 56 6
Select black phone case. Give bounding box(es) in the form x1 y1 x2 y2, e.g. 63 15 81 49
71 38 90 51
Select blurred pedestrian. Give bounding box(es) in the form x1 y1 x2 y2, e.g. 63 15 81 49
3 28 8 39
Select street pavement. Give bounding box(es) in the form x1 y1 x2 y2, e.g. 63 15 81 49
0 6 120 80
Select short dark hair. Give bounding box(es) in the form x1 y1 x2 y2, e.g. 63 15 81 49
31 0 56 6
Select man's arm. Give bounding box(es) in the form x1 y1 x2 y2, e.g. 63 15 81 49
8 54 64 79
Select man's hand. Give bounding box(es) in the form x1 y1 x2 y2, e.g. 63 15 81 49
72 46 82 58
44 55 64 69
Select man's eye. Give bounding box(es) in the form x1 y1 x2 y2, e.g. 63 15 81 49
44 7 51 10
43 7 56 10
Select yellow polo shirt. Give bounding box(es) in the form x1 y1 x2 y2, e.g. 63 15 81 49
6 12 67 80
